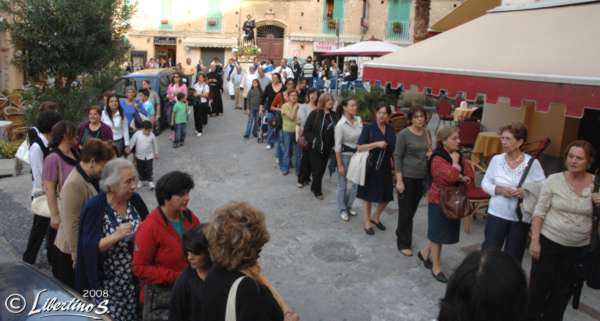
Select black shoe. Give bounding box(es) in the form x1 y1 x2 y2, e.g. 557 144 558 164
417 251 433 269
314 194 324 200
432 271 448 283
364 227 375 235
370 220 386 231
243 135 249 139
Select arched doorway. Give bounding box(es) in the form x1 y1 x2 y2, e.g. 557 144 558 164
256 25 284 63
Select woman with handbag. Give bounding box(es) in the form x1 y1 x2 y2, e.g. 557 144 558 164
356 104 396 235
527 140 600 321
132 171 200 321
202 201 299 321
481 122 546 263
303 93 338 200
296 88 319 187
23 111 63 265
417 126 474 283
394 106 431 256
75 159 149 321
334 97 362 221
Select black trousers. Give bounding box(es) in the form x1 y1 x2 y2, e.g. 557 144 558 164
395 177 425 250
482 214 530 263
136 158 154 182
22 214 50 264
52 250 75 288
527 235 584 321
309 149 330 196
298 148 312 184
194 102 208 132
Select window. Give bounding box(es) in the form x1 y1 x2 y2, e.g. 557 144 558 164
206 0 222 32
323 0 344 34
386 0 411 41
159 0 173 31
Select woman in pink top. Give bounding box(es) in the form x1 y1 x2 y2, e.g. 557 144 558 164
166 73 188 139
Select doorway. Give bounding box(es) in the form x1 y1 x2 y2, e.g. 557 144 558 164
201 48 225 68
154 45 176 67
578 108 600 173
256 25 284 63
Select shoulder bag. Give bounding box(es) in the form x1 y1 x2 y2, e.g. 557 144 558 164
515 157 536 222
347 151 369 186
440 182 470 220
225 276 246 321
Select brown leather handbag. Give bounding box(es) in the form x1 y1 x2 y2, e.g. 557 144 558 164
440 183 470 220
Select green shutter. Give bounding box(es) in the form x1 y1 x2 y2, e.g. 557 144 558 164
386 0 411 41
323 0 344 33
206 0 222 32
159 0 173 31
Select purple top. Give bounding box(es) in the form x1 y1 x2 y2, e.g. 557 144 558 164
77 121 113 147
43 153 76 189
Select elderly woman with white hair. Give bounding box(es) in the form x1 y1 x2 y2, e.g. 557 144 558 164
75 158 148 321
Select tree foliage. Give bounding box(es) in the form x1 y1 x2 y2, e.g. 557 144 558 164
0 0 132 86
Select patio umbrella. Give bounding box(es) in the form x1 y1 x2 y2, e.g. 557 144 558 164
322 40 402 58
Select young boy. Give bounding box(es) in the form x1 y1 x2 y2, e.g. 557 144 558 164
128 120 159 190
138 88 156 127
172 92 189 148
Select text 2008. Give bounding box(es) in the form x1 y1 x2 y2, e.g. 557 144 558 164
82 289 109 299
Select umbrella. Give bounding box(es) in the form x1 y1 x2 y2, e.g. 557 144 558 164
322 40 402 57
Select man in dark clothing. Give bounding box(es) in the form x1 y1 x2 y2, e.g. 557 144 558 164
292 57 302 82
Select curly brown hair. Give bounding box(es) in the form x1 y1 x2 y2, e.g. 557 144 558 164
207 202 270 271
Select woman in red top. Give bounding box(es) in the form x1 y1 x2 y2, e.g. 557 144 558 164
133 171 200 321
417 126 474 283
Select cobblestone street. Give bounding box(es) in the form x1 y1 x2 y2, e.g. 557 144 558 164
0 97 598 321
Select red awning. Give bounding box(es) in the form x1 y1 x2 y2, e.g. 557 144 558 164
363 0 600 118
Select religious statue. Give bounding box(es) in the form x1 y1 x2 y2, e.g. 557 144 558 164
243 15 255 41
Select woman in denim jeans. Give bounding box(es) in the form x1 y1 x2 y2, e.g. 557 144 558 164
334 98 362 221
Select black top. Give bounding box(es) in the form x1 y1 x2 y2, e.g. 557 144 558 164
261 84 284 111
303 110 337 154
169 267 205 321
201 265 283 321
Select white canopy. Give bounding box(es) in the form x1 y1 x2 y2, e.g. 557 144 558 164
322 41 402 57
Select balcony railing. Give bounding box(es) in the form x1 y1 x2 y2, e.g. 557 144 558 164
322 18 344 34
385 21 410 42
206 16 222 33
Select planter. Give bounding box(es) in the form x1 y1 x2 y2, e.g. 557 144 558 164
392 23 403 34
160 19 169 25
328 20 337 29
208 19 217 26
0 158 22 177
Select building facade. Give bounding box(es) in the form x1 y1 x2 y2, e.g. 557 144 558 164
126 0 461 67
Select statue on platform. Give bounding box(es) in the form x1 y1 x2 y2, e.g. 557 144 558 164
243 15 255 41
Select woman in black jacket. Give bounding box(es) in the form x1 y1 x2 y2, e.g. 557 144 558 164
302 93 337 200
260 73 284 150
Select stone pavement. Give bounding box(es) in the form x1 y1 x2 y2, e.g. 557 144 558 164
0 96 599 321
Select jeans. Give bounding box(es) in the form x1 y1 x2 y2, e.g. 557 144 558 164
266 113 279 146
174 123 187 145
526 235 584 321
244 109 259 137
395 177 425 250
279 131 294 173
481 214 530 263
336 153 357 213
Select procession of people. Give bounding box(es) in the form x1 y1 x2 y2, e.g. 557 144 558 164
17 52 600 321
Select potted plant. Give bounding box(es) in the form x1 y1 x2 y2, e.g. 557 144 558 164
208 18 217 26
0 141 23 177
160 19 169 25
328 19 337 29
392 22 403 33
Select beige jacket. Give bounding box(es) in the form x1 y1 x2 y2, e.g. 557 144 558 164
55 167 97 260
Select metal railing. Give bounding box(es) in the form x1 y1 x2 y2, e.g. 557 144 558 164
322 18 344 34
385 20 410 42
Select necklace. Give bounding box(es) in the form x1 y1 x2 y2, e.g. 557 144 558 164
505 152 524 169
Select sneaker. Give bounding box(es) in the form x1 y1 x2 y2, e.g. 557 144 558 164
137 181 143 189
265 144 272 150
347 209 357 216
173 143 178 148
148 182 155 191
297 183 304 188
196 132 202 137
340 211 349 222
243 135 249 139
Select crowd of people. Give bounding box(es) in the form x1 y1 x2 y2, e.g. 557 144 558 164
16 54 600 321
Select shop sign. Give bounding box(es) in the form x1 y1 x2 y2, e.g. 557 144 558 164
313 41 343 52
153 37 177 46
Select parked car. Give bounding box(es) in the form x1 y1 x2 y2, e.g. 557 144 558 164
0 247 113 320
112 68 175 133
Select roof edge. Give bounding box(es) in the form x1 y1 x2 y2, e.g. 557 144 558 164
490 0 600 13
363 63 600 86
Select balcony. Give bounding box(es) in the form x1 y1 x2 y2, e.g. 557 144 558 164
385 21 410 42
206 16 222 33
323 18 344 34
